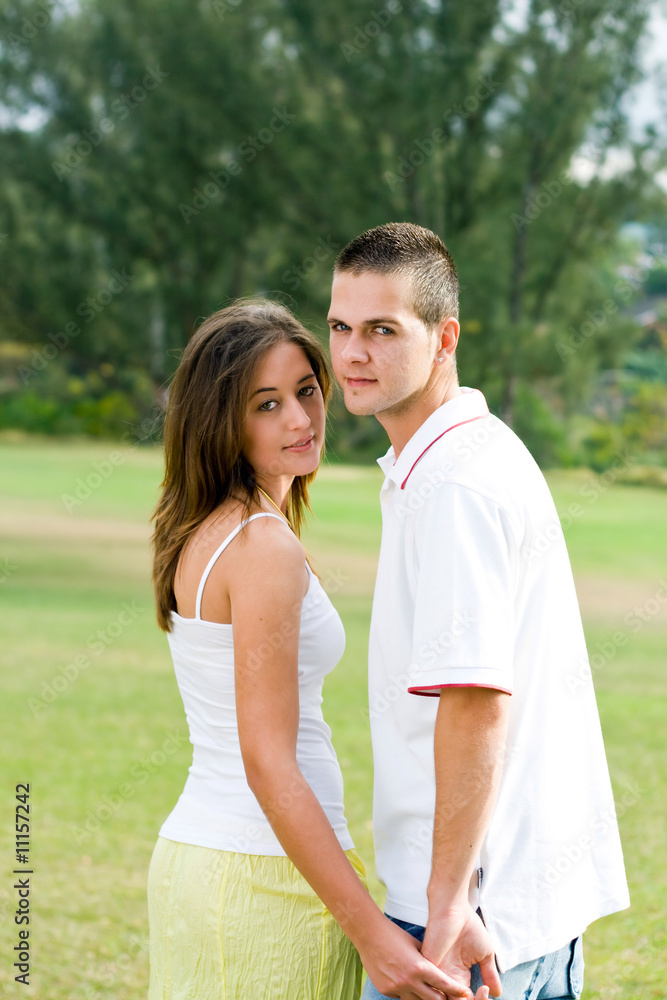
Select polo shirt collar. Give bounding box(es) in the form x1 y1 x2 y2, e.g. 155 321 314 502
377 387 490 489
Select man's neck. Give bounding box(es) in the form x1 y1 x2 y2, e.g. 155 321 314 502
378 377 462 458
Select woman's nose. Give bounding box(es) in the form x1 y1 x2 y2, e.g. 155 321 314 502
286 397 311 430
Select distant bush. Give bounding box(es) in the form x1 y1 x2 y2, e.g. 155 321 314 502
643 267 667 296
512 385 576 469
578 421 628 473
0 344 159 441
615 464 667 488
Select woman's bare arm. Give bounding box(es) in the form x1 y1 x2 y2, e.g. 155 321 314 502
229 518 479 1000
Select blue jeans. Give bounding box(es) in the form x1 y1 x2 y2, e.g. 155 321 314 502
361 916 584 1000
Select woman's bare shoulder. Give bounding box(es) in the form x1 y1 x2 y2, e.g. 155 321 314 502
232 510 304 565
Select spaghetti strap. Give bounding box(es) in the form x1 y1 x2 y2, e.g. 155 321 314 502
194 512 285 619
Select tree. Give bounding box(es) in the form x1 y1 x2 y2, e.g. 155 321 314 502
0 0 664 457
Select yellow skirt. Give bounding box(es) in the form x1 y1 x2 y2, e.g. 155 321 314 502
147 836 366 1000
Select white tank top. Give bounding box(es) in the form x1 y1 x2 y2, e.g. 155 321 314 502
158 513 354 854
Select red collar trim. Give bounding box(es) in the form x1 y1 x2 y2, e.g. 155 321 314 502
400 416 488 489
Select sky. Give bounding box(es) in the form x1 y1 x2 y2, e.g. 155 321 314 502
502 0 667 137
625 1 667 134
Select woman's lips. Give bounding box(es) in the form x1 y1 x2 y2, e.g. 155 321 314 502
285 435 315 451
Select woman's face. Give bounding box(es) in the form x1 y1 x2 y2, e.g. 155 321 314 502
243 341 325 484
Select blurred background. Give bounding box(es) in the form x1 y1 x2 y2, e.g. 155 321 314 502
1 2 667 998
1 0 666 468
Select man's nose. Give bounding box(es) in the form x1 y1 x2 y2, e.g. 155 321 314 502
340 330 369 363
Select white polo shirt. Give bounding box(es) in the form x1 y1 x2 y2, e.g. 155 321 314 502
368 387 629 972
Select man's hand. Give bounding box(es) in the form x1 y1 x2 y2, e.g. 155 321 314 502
358 918 478 999
421 902 502 999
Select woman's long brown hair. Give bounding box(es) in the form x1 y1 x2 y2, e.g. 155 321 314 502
151 299 332 632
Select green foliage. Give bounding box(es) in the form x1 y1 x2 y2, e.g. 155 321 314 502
511 383 576 468
0 0 666 463
578 420 628 473
621 380 667 459
0 345 156 438
325 394 390 464
643 267 667 296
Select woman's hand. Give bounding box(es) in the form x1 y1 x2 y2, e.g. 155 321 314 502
356 916 479 999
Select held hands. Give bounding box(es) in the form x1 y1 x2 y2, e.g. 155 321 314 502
421 902 502 999
359 917 489 1000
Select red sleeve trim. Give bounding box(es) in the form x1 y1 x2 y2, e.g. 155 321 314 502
407 682 513 697
400 415 489 489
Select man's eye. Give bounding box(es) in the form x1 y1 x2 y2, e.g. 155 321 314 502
377 326 394 336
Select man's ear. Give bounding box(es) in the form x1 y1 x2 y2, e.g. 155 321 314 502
436 317 460 359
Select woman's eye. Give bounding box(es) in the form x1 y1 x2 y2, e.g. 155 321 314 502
258 399 277 411
299 385 317 397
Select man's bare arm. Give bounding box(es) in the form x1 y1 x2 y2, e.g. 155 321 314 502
421 686 510 996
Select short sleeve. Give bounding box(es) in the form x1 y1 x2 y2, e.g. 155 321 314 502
407 481 518 696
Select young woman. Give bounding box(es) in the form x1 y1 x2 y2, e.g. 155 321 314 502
147 300 474 999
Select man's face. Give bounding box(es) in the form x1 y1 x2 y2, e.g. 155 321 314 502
327 269 438 418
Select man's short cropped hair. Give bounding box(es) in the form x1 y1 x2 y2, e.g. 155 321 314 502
334 222 459 329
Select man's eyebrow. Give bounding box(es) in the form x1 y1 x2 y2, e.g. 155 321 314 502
364 317 401 326
327 316 402 326
252 372 316 395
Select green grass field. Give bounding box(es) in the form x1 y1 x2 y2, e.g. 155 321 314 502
1 436 665 999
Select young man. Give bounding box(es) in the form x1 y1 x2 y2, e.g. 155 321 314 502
327 223 629 1000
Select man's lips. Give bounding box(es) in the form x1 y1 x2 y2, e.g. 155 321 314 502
345 376 377 388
